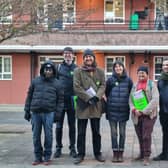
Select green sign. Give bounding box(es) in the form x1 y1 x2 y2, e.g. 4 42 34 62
132 90 148 111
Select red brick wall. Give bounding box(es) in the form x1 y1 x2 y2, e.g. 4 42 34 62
0 54 31 104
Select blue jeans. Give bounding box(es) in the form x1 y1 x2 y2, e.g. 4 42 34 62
31 112 54 161
109 121 126 151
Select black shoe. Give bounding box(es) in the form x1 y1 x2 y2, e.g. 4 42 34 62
153 153 168 161
70 148 77 158
95 154 105 162
54 148 62 158
74 156 84 164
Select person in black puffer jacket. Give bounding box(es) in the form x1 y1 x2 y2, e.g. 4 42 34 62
54 47 77 158
24 60 64 166
105 61 133 163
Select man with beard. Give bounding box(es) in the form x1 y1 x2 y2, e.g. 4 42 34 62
73 49 105 164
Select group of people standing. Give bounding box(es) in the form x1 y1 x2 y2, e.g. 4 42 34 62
24 47 168 166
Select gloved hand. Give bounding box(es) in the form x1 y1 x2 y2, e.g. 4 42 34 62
88 96 99 105
24 111 31 122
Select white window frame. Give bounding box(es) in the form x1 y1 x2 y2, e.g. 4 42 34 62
0 56 12 80
154 56 168 81
104 0 125 24
105 56 125 79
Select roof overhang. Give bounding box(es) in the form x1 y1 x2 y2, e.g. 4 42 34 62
0 45 168 54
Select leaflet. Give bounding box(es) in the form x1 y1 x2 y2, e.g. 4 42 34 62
132 89 148 111
86 87 96 97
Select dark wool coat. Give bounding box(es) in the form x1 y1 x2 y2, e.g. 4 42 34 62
73 67 105 119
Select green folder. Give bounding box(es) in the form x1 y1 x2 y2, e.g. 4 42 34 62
131 90 148 111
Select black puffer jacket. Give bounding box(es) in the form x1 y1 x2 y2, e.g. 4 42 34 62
158 79 168 115
56 61 77 108
105 72 133 122
24 60 64 113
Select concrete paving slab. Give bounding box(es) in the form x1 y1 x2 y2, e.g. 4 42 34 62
0 112 166 168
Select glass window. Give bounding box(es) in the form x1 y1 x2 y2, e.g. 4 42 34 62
63 0 75 23
154 56 168 80
105 56 125 79
0 4 12 24
104 0 124 23
37 0 75 29
0 56 12 80
156 0 168 15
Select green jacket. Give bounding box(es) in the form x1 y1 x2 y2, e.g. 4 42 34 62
73 67 105 119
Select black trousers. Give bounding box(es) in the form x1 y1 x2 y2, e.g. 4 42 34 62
160 114 168 157
77 118 101 157
55 108 76 149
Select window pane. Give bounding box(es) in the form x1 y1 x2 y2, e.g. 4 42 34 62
115 0 123 17
0 56 12 80
116 57 124 62
154 56 164 80
107 58 114 72
106 1 113 12
63 0 74 23
3 74 12 79
4 57 11 72
105 0 124 23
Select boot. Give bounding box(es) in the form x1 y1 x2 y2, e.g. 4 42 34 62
112 151 118 162
54 148 62 158
118 151 124 162
69 147 77 158
143 157 150 166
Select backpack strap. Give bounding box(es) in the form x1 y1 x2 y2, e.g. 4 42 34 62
55 64 61 79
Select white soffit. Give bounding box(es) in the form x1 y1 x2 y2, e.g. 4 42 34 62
0 45 168 53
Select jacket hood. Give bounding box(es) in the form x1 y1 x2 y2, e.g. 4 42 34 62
40 60 56 77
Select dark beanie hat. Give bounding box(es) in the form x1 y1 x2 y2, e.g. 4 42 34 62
137 66 148 74
83 49 95 59
63 47 73 53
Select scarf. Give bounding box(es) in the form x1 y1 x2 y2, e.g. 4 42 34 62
81 64 96 72
137 80 147 91
160 72 168 81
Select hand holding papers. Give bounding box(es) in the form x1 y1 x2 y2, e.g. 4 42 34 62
132 89 148 111
86 87 96 97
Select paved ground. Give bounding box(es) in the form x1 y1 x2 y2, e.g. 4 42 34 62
0 111 167 168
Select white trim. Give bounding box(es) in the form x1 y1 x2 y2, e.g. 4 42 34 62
1 45 168 53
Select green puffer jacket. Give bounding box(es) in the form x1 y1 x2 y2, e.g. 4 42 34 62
73 67 105 119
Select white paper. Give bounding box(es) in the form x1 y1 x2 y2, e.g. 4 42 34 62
132 90 144 99
86 87 96 97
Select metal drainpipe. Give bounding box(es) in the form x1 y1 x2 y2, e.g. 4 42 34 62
30 51 36 82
